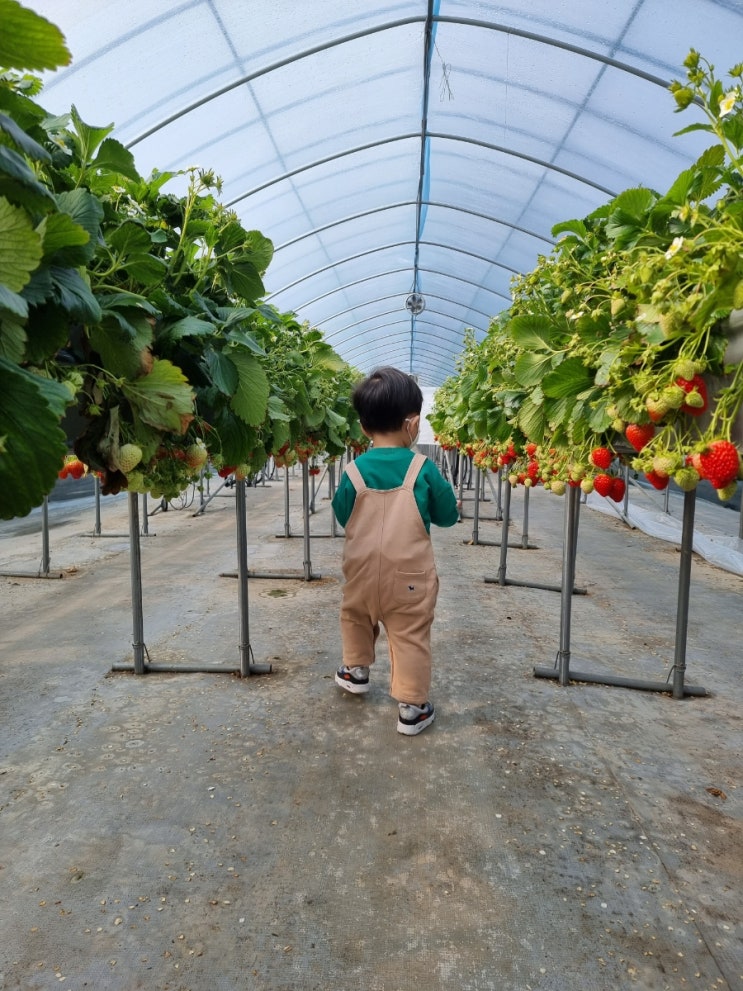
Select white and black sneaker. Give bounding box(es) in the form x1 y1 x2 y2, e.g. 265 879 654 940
335 665 370 694
397 701 435 735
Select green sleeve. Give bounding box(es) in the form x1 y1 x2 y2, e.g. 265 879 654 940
421 460 459 528
331 470 356 527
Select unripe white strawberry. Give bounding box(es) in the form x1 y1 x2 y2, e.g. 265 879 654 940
185 441 208 469
550 479 566 495
118 443 143 474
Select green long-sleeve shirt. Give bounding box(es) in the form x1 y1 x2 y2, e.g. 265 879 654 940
332 448 459 533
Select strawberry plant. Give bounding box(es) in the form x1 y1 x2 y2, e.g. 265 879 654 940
433 49 743 503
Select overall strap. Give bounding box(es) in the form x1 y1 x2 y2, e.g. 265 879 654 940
401 452 427 490
344 460 366 492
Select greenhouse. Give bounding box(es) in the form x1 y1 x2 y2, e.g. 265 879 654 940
0 2 742 989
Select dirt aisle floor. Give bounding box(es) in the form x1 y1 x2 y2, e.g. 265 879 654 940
0 469 741 991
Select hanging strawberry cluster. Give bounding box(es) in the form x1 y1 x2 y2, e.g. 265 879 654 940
430 50 743 504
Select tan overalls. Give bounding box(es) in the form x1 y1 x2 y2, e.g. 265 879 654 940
339 452 439 704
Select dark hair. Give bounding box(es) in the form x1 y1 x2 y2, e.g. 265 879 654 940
352 366 423 433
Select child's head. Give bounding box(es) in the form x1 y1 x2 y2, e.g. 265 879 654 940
352 366 423 434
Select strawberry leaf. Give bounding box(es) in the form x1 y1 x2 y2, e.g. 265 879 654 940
0 196 43 292
122 358 195 435
0 357 68 520
0 0 71 71
228 350 269 426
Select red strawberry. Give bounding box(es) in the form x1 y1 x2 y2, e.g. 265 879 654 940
697 440 740 489
645 470 669 490
625 423 655 452
525 442 538 456
593 473 613 497
676 374 708 415
65 458 85 479
589 446 613 469
609 477 626 502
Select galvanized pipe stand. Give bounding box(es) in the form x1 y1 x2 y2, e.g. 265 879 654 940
225 462 321 580
484 481 578 591
235 481 272 677
533 486 707 698
466 469 537 549
275 459 339 541
0 496 64 579
128 491 146 675
114 487 271 676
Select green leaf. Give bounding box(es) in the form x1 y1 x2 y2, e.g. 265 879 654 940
108 220 152 256
223 259 265 303
124 254 168 286
0 196 42 292
23 301 70 364
242 230 274 273
508 315 555 351
268 417 290 454
0 308 26 361
551 219 587 240
516 397 546 442
89 311 153 378
56 189 104 246
208 407 260 464
594 346 621 387
0 282 28 319
303 405 325 428
50 266 101 323
0 111 51 162
93 138 141 181
225 326 265 355
202 348 238 395
0 0 71 71
162 316 216 341
733 279 743 310
609 187 656 220
0 146 56 210
38 211 91 265
267 394 292 422
513 351 553 388
227 349 269 426
0 357 68 520
69 105 114 162
121 358 195 434
541 356 593 399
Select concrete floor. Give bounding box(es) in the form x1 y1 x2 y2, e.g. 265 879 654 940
0 467 741 991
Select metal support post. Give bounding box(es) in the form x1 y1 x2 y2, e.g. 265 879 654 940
41 496 51 575
485 482 586 593
128 492 146 675
94 475 102 535
534 485 707 697
671 488 695 699
236 481 272 676
0 495 64 579
302 461 315 581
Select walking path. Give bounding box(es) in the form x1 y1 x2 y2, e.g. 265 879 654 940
0 468 741 991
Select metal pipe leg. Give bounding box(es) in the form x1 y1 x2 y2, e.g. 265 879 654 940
128 492 146 675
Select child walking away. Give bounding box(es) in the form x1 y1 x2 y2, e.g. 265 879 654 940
332 367 460 735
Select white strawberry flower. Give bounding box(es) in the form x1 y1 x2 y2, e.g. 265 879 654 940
665 236 684 260
718 89 739 117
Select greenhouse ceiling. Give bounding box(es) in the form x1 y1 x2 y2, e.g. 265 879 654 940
28 0 743 386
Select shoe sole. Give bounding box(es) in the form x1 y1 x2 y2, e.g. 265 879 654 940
335 672 370 694
397 709 435 735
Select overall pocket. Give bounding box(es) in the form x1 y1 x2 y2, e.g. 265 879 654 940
393 570 428 604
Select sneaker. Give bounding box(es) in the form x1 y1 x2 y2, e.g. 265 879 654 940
397 701 435 736
335 665 370 694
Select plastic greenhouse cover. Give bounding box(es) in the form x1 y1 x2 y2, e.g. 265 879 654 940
27 0 743 385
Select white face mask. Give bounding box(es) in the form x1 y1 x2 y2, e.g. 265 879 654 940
404 417 419 447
